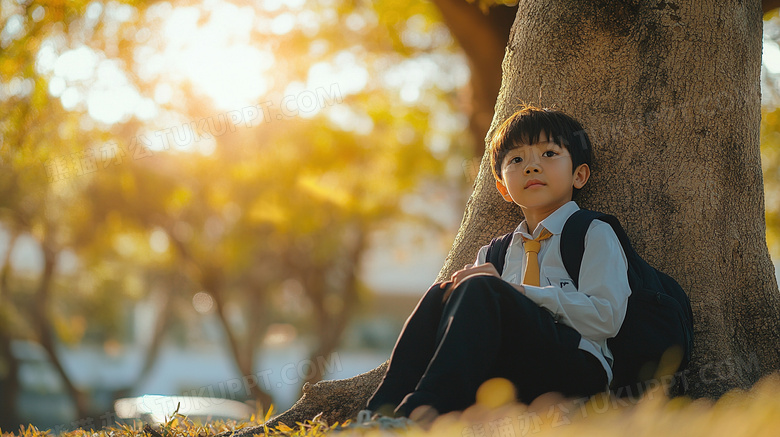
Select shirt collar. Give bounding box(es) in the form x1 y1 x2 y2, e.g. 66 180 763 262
513 201 580 239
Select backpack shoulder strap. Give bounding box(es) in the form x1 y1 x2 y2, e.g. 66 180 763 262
561 209 641 289
561 209 600 289
485 231 513 275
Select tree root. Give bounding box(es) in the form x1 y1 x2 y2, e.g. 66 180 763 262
218 361 388 436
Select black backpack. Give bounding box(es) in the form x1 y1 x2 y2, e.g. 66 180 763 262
485 209 694 395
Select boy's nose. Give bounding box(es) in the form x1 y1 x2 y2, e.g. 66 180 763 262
524 154 542 173
525 163 541 173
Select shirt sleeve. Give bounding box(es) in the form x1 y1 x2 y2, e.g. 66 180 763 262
522 220 631 340
475 244 489 266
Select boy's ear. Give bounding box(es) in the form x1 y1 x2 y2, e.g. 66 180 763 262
573 163 590 189
495 180 513 202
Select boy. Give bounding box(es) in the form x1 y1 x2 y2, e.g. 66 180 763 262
364 105 631 420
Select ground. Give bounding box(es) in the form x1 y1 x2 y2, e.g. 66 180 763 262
4 373 780 437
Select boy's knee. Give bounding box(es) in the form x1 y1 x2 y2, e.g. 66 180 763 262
456 277 543 317
461 274 502 288
451 275 505 301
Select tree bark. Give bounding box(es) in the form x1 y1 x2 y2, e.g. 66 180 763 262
230 1 780 432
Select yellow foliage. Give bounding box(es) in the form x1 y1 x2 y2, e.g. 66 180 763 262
52 314 86 345
760 106 780 257
165 187 194 215
247 198 289 228
297 174 352 208
467 0 519 14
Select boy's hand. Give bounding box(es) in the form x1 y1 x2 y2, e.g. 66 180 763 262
439 263 502 301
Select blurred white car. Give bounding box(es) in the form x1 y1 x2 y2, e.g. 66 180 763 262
114 395 255 424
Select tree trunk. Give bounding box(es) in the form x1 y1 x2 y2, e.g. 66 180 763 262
34 238 91 420
0 334 20 430
302 226 366 387
0 231 21 429
166 230 275 408
226 1 780 432
430 0 516 155
113 278 174 401
211 283 274 410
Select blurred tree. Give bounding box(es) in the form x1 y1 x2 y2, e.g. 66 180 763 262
760 10 780 258
1 0 474 423
81 100 449 408
761 107 780 257
92 0 471 408
0 0 201 424
0 25 99 419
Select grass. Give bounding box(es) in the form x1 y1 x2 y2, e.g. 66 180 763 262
4 374 780 437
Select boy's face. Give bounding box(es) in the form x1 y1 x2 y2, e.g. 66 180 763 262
495 131 589 216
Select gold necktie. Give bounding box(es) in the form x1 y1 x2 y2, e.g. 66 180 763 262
522 228 553 286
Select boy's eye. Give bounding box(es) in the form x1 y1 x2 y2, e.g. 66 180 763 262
542 150 557 157
509 156 523 164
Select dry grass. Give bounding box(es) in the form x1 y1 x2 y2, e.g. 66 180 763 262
4 374 780 437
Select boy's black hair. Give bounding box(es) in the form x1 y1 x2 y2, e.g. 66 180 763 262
489 105 592 186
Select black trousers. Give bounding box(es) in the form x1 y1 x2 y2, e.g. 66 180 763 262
366 276 607 416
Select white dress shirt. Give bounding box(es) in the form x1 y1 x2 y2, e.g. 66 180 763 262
475 201 631 383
